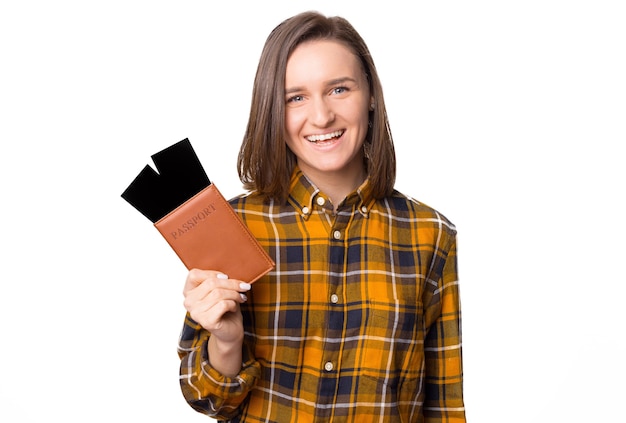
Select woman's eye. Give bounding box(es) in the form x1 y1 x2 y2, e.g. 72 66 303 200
287 95 304 103
332 86 348 95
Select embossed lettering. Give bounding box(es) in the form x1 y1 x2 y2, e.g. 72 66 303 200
171 204 217 240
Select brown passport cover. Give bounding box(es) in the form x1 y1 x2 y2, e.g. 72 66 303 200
154 183 274 283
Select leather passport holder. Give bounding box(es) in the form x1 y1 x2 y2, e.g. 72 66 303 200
121 138 274 283
154 183 274 283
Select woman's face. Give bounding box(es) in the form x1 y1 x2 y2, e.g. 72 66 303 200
284 39 371 183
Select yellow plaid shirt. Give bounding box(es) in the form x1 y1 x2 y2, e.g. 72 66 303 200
178 167 465 422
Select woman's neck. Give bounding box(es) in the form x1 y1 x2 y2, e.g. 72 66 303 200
299 163 366 211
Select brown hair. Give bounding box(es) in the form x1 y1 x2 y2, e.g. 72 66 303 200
237 11 396 203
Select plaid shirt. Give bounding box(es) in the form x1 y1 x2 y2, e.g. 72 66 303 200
178 168 465 422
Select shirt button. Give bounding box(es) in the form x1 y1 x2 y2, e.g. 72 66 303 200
333 230 341 240
302 206 309 215
361 206 368 213
324 362 334 372
316 196 325 206
330 294 339 304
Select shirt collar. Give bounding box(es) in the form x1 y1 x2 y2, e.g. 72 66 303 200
287 166 375 219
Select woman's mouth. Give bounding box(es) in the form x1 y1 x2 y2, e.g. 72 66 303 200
305 130 344 144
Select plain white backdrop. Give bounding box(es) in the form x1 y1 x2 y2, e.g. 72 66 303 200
1 1 624 421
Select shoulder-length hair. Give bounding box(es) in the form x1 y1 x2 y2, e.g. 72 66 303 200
237 11 396 204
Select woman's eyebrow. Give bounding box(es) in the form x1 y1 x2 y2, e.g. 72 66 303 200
285 77 358 95
326 76 357 86
285 86 305 95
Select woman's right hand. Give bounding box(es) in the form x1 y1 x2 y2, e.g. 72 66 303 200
182 268 251 345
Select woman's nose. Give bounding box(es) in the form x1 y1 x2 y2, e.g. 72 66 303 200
310 97 335 127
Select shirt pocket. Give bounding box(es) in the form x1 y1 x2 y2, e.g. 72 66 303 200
359 298 424 388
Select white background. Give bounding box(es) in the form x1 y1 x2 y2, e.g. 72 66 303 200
1 1 624 421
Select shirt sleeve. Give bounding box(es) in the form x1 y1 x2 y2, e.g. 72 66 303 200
423 229 466 422
177 312 261 420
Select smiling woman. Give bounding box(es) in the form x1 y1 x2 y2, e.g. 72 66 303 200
2 1 624 422
283 40 372 208
177 10 466 422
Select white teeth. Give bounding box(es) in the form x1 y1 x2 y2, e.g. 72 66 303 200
306 130 343 143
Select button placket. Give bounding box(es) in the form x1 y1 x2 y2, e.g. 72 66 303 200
323 196 350 381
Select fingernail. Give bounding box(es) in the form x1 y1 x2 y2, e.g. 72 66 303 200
217 274 228 279
239 282 252 291
240 293 248 302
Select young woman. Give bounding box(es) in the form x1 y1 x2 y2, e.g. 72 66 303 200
178 11 466 422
